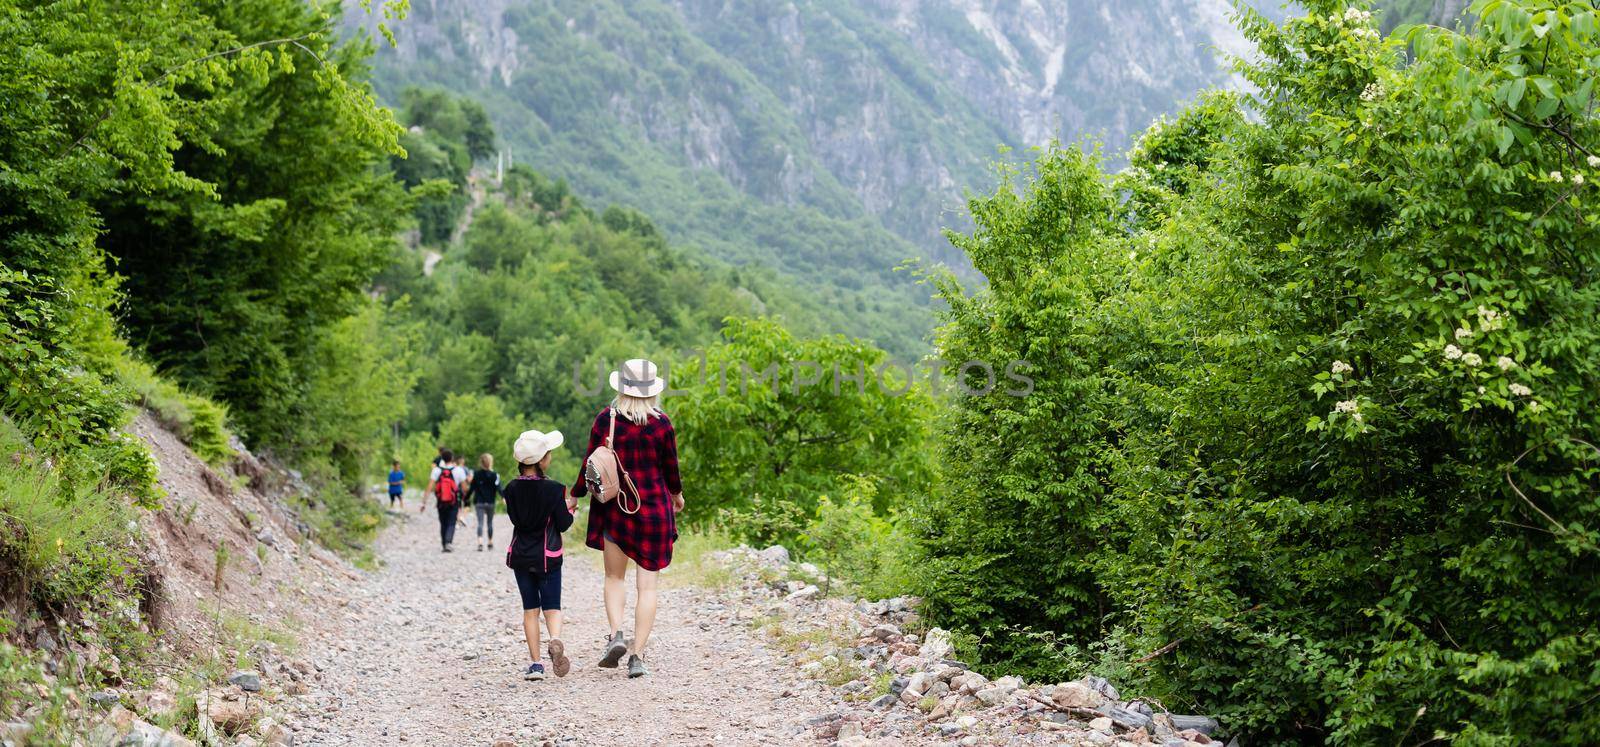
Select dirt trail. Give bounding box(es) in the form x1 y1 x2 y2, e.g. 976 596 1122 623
288 507 834 746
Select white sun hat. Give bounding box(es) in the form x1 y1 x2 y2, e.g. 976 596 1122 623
609 358 666 398
512 429 564 465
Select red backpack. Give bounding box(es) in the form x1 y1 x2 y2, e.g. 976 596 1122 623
436 467 460 505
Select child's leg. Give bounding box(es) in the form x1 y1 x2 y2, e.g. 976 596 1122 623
602 541 628 635
631 568 659 655
523 609 542 662
541 568 569 677
514 569 542 662
541 567 563 640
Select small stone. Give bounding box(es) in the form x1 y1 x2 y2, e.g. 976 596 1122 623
228 670 262 693
1170 715 1220 735
1052 681 1107 709
869 694 896 709
938 722 962 735
870 624 901 641
904 672 930 697
757 545 790 566
786 585 821 602
205 692 262 735
89 690 120 708
1090 716 1116 733
1098 704 1154 730
492 741 516 747
1080 675 1120 701
973 687 1007 706
836 721 864 739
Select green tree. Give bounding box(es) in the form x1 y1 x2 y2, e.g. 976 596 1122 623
91 0 409 450
437 392 520 477
671 317 933 544
921 1 1600 743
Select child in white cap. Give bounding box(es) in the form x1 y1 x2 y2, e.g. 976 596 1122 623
504 428 577 680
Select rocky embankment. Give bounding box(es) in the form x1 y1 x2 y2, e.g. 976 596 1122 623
706 546 1230 747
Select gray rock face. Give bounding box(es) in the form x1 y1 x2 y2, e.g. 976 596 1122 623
351 0 1289 275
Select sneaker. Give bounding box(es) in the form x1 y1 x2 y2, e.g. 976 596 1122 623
441 545 451 553
597 631 628 669
627 654 648 678
476 543 484 552
548 639 570 677
523 662 545 681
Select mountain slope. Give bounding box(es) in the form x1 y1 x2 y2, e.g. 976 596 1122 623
354 0 1281 352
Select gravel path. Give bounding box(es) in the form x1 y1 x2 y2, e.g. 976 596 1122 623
292 508 835 746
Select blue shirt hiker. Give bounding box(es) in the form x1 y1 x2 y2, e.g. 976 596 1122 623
387 463 405 507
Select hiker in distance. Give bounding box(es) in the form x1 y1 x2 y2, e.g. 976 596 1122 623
504 429 575 681
467 453 504 551
572 358 685 679
387 460 405 509
421 449 469 552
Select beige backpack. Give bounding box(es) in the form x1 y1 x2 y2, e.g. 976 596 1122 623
584 408 640 514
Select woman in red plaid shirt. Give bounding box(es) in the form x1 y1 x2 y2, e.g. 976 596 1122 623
571 359 685 678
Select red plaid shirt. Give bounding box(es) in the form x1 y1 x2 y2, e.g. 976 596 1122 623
572 407 682 570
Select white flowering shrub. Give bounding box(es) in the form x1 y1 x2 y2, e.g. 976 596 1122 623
919 1 1600 744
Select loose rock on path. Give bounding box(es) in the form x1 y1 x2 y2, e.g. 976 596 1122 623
286 509 834 746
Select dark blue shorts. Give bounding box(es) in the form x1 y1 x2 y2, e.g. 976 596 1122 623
513 566 562 611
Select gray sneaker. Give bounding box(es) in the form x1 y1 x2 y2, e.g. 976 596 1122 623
627 654 648 678
598 631 628 669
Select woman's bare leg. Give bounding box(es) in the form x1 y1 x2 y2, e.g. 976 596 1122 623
631 568 659 655
522 609 541 662
542 609 562 642
602 540 629 635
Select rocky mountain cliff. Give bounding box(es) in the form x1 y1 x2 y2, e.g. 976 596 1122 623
351 0 1283 349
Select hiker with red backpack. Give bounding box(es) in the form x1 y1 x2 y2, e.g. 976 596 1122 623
504 429 576 681
421 449 469 552
572 359 684 679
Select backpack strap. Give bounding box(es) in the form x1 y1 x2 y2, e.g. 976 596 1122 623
606 407 617 449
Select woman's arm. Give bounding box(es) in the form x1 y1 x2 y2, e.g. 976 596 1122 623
659 420 684 511
570 410 605 497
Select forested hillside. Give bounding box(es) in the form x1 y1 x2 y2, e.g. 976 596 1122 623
348 0 1289 355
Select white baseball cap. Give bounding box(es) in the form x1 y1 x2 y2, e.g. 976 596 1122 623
512 429 563 465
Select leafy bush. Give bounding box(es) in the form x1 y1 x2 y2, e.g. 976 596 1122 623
799 478 916 600
0 420 147 668
671 317 935 548
117 358 235 466
294 482 385 569
918 1 1600 743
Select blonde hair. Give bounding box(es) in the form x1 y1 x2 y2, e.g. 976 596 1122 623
479 453 493 469
610 393 662 425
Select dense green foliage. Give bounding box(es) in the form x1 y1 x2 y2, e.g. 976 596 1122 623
670 317 934 545
917 1 1600 742
88 0 411 460
0 0 411 711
